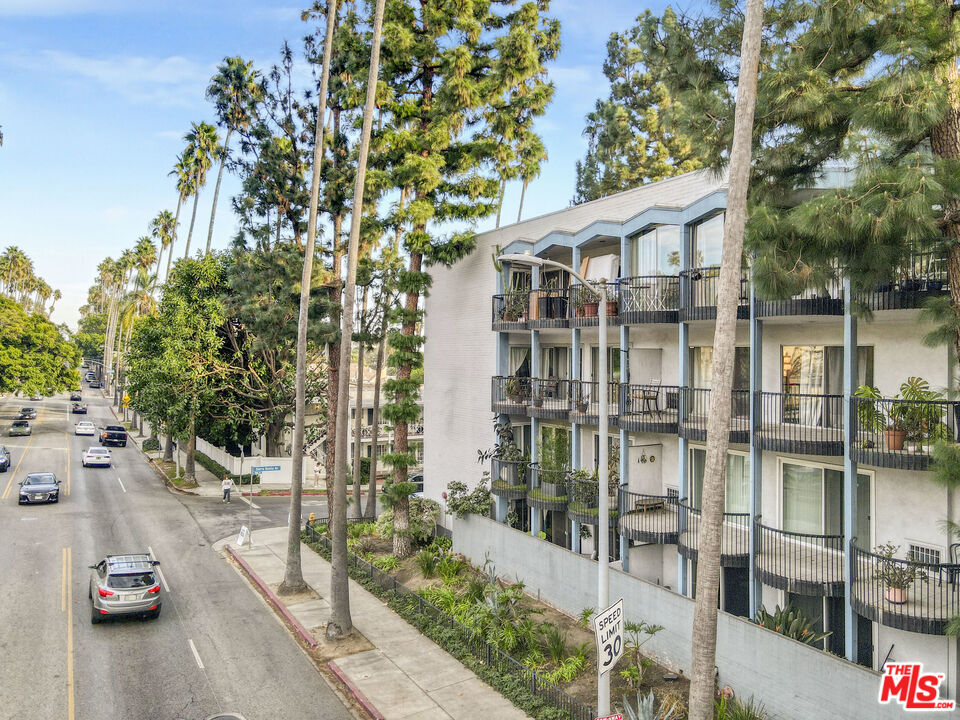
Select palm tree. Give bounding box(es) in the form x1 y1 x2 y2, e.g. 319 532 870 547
205 56 263 255
150 210 176 291
279 0 339 598
166 155 192 282
181 122 220 259
688 2 763 719
48 289 61 316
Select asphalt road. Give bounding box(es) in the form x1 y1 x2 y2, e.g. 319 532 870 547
0 391 354 720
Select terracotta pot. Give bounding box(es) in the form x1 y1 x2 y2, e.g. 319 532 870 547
606 300 618 316
583 301 599 317
884 428 906 451
885 586 907 604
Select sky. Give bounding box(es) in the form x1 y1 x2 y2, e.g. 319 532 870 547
0 0 676 328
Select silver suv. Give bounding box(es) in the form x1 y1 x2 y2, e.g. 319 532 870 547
88 554 162 623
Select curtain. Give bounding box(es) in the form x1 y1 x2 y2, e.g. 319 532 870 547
726 454 750 514
824 346 843 428
782 463 823 534
692 347 713 388
636 230 656 276
798 347 824 426
584 253 620 282
691 448 706 507
509 347 529 376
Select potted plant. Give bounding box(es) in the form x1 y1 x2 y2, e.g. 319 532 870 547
571 385 588 413
503 293 526 322
504 377 524 404
855 378 946 452
532 388 544 408
572 287 588 317
581 285 599 317
875 542 927 604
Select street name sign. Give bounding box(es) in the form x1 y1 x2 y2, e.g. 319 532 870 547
252 465 280 473
594 598 624 675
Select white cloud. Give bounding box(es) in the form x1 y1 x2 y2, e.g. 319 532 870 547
2 50 214 107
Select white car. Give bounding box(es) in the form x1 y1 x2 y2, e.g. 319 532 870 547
75 421 96 436
82 447 111 468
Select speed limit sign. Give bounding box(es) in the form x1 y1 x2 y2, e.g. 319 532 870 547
594 598 625 674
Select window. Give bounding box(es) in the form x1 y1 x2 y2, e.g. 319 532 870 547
541 347 569 379
781 346 873 427
909 544 941 565
689 447 749 513
692 214 724 267
690 346 749 390
781 461 871 539
589 346 621 383
509 346 530 377
634 225 681 276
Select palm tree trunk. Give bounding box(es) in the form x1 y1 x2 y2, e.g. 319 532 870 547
364 329 386 520
330 0 385 636
279 0 339 597
184 191 200 259
205 128 232 255
517 177 529 223
688 2 763 719
166 195 183 283
352 286 369 513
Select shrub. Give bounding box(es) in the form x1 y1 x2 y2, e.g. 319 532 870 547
446 475 493 518
715 695 767 720
142 437 160 452
416 549 439 578
375 497 442 545
577 607 595 630
539 623 567 666
347 522 378 540
437 553 467 584
373 555 399 572
754 604 831 646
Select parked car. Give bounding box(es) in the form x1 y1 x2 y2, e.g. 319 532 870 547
82 447 111 468
89 554 162 623
18 472 60 504
70 391 82 402
8 420 31 437
71 403 88 414
99 425 127 447
18 407 36 420
90 380 104 389
409 472 424 496
75 421 96 436
30 393 42 401
0 445 10 472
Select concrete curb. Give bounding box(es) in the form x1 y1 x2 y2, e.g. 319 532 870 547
328 660 385 720
225 544 318 649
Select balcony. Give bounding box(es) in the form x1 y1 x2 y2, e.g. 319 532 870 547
852 396 959 471
851 541 960 635
619 383 680 434
528 287 570 329
755 277 844 318
678 387 750 444
492 292 529 331
528 378 572 420
678 266 750 322
568 379 621 427
566 475 618 527
676 500 749 568
490 458 528 501
755 521 845 597
568 282 620 328
861 251 949 311
618 275 680 324
755 392 844 456
526 466 569 512
617 489 679 545
491 376 531 416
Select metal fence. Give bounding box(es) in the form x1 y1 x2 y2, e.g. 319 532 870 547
302 523 594 720
492 376 531 414
678 387 751 442
755 520 845 597
617 489 679 544
618 275 680 321
529 377 573 419
529 287 571 327
677 499 749 567
860 251 949 311
756 391 844 455
851 396 960 470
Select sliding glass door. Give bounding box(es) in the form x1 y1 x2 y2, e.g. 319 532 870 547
781 461 871 540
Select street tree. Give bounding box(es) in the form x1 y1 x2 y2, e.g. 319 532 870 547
0 296 79 395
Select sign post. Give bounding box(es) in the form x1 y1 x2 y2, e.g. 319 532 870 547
594 598 625 678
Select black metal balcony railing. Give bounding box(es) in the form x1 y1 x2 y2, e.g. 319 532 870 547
490 457 529 501
526 465 569 511
569 282 620 327
492 292 529 330
754 520 845 597
568 379 621 427
679 266 750 321
754 276 844 317
756 391 844 456
676 500 749 568
491 376 531 415
617 489 679 545
862 251 950 311
851 397 960 470
566 476 619 527
528 378 572 420
678 387 751 443
528 287 571 329
851 541 960 635
619 383 681 433
618 275 680 323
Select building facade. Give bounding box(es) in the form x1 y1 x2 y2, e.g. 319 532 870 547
424 170 959 691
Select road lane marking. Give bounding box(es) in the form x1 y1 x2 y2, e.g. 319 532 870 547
116 476 126 493
147 547 170 592
66 546 75 720
239 494 260 509
188 639 204 669
1 431 34 500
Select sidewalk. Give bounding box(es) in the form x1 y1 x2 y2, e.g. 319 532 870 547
218 526 531 720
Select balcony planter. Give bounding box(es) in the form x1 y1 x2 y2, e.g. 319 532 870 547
884 428 907 451
532 393 544 408
605 300 618 316
884 586 907 605
875 542 927 605
582 301 599 317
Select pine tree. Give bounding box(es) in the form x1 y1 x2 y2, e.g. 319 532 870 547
573 12 701 204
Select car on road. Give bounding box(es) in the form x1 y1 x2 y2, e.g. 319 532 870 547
89 380 104 388
89 554 162 623
70 391 82 401
409 472 424 496
18 407 36 420
100 425 127 447
75 421 96 436
18 472 60 504
71 403 88 414
0 445 10 472
81 446 111 468
8 420 31 437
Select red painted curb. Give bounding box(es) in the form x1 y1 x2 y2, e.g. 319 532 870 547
225 545 318 649
328 660 385 720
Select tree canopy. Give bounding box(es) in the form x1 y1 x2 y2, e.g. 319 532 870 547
0 296 79 395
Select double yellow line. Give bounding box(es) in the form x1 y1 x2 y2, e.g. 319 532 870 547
62 547 75 720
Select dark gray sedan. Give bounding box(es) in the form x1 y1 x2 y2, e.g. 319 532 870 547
18 473 60 504
0 445 9 472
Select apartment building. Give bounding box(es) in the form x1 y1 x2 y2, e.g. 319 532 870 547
423 169 958 688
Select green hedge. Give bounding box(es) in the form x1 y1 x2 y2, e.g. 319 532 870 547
194 451 259 484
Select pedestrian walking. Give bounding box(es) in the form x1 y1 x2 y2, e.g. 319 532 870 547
221 475 232 503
